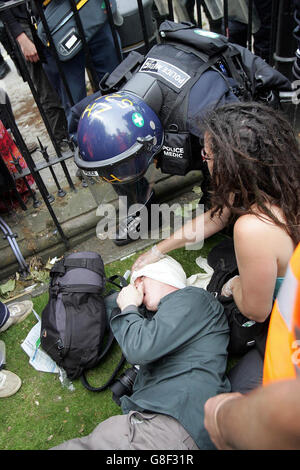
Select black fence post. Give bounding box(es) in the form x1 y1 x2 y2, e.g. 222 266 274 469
103 0 122 63
196 0 203 28
137 0 150 53
273 0 297 80
167 0 174 22
269 0 280 66
0 104 69 248
223 0 229 37
247 0 253 51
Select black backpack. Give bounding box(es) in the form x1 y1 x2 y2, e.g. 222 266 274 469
40 251 126 391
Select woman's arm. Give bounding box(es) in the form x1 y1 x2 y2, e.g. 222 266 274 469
231 215 278 322
158 206 230 253
132 207 230 271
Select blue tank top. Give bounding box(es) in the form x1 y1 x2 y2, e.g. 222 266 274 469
274 277 284 300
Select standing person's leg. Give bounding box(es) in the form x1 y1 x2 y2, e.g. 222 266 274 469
227 19 248 47
28 61 69 146
253 0 272 62
87 21 121 82
59 49 87 107
49 21 121 123
42 49 73 125
19 22 69 146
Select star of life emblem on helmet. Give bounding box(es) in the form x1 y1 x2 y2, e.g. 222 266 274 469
132 112 144 127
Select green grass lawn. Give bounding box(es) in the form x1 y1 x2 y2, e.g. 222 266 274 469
0 234 226 450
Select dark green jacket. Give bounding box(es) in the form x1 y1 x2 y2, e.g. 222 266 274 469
106 286 230 449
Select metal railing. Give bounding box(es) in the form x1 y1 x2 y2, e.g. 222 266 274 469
0 0 297 248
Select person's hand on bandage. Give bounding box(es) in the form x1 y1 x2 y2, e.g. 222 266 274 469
117 283 144 311
131 245 165 272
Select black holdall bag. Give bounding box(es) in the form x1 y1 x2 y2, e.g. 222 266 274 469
37 0 118 62
40 251 126 391
206 238 270 357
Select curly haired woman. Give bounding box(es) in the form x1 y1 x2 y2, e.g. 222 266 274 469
132 102 300 392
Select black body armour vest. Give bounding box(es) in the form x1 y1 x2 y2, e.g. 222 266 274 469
134 43 211 175
122 45 230 175
100 21 250 176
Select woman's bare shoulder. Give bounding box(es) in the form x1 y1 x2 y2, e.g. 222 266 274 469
234 213 275 238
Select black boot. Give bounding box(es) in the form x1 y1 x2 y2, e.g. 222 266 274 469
114 213 145 246
114 192 156 246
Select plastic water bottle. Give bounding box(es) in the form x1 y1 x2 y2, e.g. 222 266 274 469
242 320 256 328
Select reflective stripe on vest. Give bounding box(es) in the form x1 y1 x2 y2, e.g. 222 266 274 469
263 243 300 385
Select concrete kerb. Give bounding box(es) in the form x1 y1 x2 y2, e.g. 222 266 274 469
0 169 203 281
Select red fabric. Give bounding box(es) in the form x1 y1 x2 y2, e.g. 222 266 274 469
0 120 34 212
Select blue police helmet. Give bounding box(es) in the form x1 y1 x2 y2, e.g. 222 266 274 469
75 91 164 184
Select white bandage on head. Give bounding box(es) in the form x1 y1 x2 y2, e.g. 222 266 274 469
131 256 187 289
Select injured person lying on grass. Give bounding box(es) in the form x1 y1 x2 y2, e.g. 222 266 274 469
52 256 230 450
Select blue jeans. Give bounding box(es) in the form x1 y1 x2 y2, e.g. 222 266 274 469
44 22 121 126
227 0 272 62
62 22 120 125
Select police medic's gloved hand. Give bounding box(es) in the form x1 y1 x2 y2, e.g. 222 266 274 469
221 275 240 297
292 49 300 81
131 245 165 273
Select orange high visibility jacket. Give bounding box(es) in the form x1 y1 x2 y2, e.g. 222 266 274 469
263 243 300 385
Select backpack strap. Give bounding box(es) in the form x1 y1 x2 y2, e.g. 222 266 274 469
99 50 145 94
165 40 210 63
162 47 224 129
166 40 251 101
50 257 105 276
80 327 126 392
80 275 128 392
80 349 126 392
106 275 128 289
221 47 252 99
58 284 103 294
63 258 104 275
